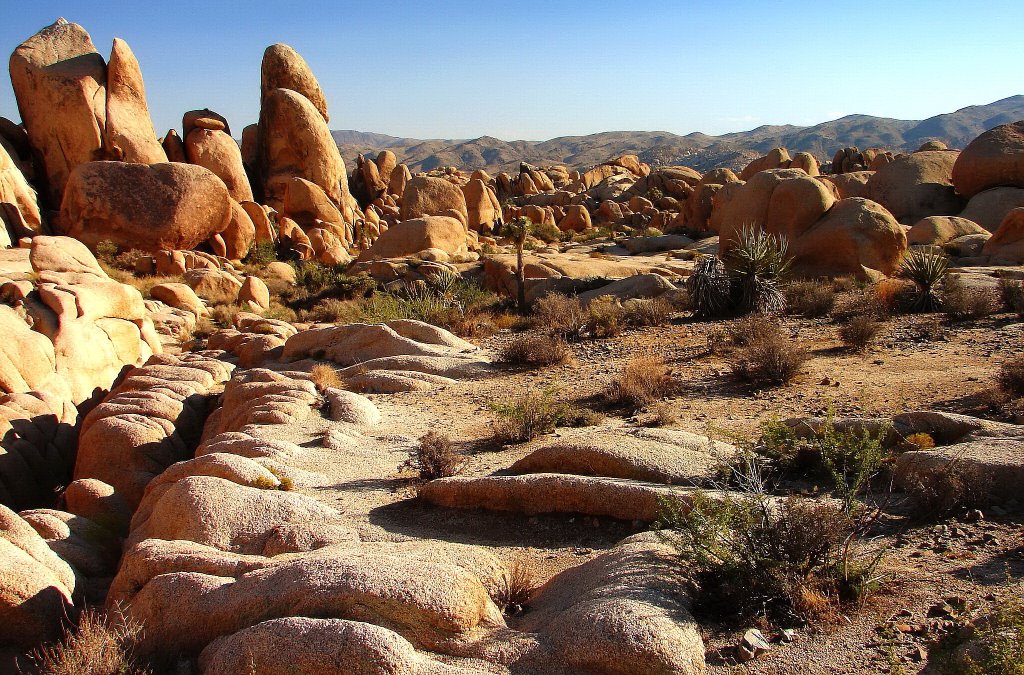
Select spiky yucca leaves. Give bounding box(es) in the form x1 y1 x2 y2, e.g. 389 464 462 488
725 225 792 314
899 247 948 312
687 254 731 318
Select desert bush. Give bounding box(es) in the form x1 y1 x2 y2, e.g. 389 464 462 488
531 221 562 244
30 607 149 675
999 278 1024 316
209 304 239 327
493 559 536 615
605 356 679 409
899 247 949 312
998 356 1024 398
657 461 873 623
900 432 935 451
943 277 1000 322
623 296 675 326
725 225 792 314
403 431 465 480
729 328 808 387
308 363 342 391
301 298 361 324
244 241 279 266
840 312 884 351
292 262 365 295
900 459 988 518
955 597 1024 675
358 277 501 338
585 296 625 338
531 293 588 341
499 333 571 368
785 280 836 318
560 404 606 427
489 388 568 443
643 401 678 427
94 239 119 264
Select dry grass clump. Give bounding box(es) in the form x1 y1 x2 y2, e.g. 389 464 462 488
706 313 779 356
998 356 1024 398
308 363 342 391
943 278 1000 322
623 296 675 326
584 296 625 338
899 459 988 518
728 324 808 387
300 298 362 324
605 357 680 409
209 303 240 328
839 313 884 352
499 333 571 368
403 431 465 480
493 559 536 615
641 401 678 427
999 278 1024 316
785 279 836 318
489 388 567 443
30 607 149 675
531 293 588 340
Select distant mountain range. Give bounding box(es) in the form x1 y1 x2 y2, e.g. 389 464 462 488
333 95 1024 175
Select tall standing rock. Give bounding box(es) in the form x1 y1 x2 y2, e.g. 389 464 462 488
261 44 329 122
0 141 42 235
258 88 349 212
104 38 166 164
9 18 107 208
185 128 254 203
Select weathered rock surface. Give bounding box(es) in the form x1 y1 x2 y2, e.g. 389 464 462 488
9 19 106 207
103 38 166 164
282 320 479 367
185 128 254 203
951 120 1024 198
60 161 232 252
866 150 964 224
261 44 329 122
400 176 469 224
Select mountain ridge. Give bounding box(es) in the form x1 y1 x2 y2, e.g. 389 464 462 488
332 95 1024 175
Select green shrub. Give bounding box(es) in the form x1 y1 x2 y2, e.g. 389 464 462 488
244 241 279 266
489 388 568 443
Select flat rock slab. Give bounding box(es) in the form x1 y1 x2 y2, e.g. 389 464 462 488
895 438 1024 504
510 426 737 486
418 473 704 522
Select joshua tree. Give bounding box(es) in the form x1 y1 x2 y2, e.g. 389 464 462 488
504 216 533 313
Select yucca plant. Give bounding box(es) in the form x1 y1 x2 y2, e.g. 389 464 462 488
725 225 791 314
899 247 948 312
687 254 731 318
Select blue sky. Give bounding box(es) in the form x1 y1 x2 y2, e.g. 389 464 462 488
0 1 1020 141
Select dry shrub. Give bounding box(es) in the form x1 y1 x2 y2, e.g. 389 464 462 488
998 356 1024 398
623 296 675 326
873 277 915 314
308 363 342 391
531 293 587 341
707 313 779 356
943 278 1000 322
263 302 297 323
585 296 625 338
900 459 988 518
302 298 362 324
30 607 149 675
500 333 571 368
785 279 836 318
659 492 861 623
840 313 884 351
404 431 465 480
999 278 1024 315
493 559 536 615
209 303 239 328
900 432 936 451
605 357 680 409
641 401 678 427
489 388 567 443
729 327 808 387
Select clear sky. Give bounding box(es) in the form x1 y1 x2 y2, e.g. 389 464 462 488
0 1 1020 141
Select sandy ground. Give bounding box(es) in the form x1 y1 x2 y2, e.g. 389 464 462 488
268 305 1021 673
